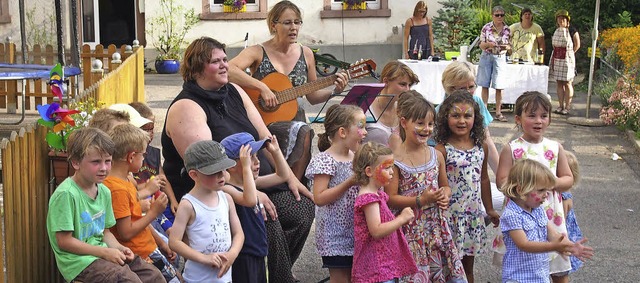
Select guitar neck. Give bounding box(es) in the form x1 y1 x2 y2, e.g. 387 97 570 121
276 75 337 104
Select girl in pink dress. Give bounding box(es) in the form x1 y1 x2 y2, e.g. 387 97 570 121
352 142 417 283
386 91 466 283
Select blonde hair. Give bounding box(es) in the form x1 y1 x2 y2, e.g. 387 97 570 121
108 123 149 160
380 61 419 86
501 159 556 201
353 142 393 186
88 108 130 133
441 61 475 95
267 1 302 35
413 1 427 17
318 104 363 152
66 127 115 163
565 151 580 187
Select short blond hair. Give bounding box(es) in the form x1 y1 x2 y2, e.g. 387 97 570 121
66 127 115 163
89 108 130 133
565 151 580 187
501 159 556 201
442 61 475 95
108 123 149 160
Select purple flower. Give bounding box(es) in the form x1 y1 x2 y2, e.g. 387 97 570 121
544 150 555 161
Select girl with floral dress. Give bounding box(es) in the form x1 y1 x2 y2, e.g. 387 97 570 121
385 90 466 283
305 104 367 282
434 91 500 283
496 91 575 283
351 142 418 283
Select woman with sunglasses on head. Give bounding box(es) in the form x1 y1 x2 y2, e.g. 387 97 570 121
404 1 434 60
476 5 510 123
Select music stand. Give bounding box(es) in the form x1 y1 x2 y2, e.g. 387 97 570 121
310 83 393 124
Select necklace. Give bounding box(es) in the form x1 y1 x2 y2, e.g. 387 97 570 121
403 143 428 168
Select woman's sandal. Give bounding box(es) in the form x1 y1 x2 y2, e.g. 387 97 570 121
553 107 564 114
561 109 569 115
495 113 508 122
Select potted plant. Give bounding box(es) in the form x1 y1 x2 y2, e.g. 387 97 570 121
342 0 366 10
37 98 104 185
223 0 247 13
149 0 199 74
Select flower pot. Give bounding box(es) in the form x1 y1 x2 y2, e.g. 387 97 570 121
342 2 366 10
49 151 75 187
223 4 246 13
155 59 180 74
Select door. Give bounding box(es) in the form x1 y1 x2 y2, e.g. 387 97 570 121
82 0 100 47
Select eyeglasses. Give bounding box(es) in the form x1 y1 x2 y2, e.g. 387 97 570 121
494 14 505 17
274 20 303 26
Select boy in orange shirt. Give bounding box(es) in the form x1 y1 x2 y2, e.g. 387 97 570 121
103 123 181 282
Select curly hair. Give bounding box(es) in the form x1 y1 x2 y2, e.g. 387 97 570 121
352 142 393 186
396 90 435 141
434 90 485 145
317 104 363 152
501 159 556 201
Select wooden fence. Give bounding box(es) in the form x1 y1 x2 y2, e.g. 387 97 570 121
0 44 145 283
0 42 139 112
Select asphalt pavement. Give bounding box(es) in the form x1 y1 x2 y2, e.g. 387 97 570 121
145 72 640 283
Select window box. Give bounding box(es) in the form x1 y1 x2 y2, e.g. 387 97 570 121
342 2 366 10
223 4 246 13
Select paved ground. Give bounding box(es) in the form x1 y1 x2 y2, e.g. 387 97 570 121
144 73 640 282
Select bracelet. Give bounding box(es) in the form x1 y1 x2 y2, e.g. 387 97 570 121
415 195 421 208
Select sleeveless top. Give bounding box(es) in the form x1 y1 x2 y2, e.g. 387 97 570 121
252 45 308 87
161 81 286 200
182 192 232 283
229 184 268 257
408 18 431 60
509 136 571 274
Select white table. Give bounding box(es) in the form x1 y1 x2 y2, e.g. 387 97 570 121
398 59 549 105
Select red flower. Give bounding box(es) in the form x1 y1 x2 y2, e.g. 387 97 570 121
513 148 525 159
544 150 555 161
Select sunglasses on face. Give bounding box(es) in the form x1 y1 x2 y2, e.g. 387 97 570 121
494 14 505 17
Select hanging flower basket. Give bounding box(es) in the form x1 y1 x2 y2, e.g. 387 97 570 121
342 2 366 10
223 4 246 13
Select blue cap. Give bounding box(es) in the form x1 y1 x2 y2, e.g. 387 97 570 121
220 132 270 159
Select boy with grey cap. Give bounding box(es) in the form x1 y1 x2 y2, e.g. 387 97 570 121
168 140 245 283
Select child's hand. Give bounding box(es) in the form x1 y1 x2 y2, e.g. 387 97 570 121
101 247 126 265
139 198 151 212
217 251 238 278
149 192 168 216
265 135 280 154
160 243 177 262
120 247 135 262
258 191 278 221
486 209 500 227
238 144 253 168
398 207 415 224
571 238 594 261
552 234 574 256
204 253 228 268
436 188 450 210
419 188 440 207
146 176 164 194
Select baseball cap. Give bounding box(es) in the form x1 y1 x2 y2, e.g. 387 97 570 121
108 104 153 128
184 140 236 175
555 9 570 21
220 132 270 159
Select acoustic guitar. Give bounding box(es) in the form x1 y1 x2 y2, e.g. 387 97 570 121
245 59 376 125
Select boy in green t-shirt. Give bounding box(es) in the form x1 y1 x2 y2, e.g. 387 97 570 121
46 127 163 282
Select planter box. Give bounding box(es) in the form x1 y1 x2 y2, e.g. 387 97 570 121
49 151 75 187
342 2 367 10
223 4 246 13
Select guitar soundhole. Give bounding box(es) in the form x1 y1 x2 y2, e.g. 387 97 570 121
258 98 280 113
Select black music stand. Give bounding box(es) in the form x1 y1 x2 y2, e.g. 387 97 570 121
310 83 393 124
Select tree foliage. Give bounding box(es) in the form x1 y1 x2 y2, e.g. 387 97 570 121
432 0 477 53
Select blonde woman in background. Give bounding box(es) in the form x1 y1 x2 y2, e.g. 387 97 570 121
404 1 434 60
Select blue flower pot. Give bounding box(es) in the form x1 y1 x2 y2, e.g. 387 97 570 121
155 59 180 74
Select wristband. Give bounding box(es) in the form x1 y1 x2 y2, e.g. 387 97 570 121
415 195 421 208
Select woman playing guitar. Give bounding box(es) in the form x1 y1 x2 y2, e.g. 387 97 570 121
229 0 348 182
228 1 348 282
